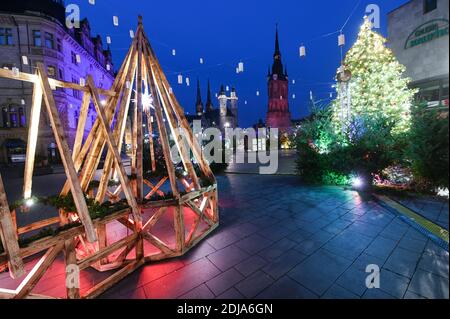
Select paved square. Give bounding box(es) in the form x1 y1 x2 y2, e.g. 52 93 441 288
97 174 449 299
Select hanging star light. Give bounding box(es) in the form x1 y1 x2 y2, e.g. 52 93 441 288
142 87 154 112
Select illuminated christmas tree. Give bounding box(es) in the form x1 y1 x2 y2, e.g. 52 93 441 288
333 16 417 135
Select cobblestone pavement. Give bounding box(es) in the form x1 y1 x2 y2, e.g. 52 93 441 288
97 174 449 299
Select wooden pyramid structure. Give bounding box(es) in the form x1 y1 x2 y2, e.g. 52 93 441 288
0 16 218 299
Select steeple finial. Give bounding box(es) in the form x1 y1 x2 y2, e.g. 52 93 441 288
271 24 285 79
196 78 203 115
274 23 281 58
206 79 214 112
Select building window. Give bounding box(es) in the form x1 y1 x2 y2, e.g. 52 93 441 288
57 38 62 52
71 51 77 64
19 107 25 127
0 28 13 45
32 30 41 47
424 0 437 14
72 77 81 99
1 107 8 127
47 66 56 77
9 106 18 128
74 110 79 128
44 32 54 49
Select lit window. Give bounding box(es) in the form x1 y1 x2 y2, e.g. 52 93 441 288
32 30 41 47
0 28 13 45
424 0 437 13
9 106 18 128
19 107 25 127
44 32 54 49
47 66 56 77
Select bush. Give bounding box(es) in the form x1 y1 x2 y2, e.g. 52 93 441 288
296 107 407 189
406 103 449 191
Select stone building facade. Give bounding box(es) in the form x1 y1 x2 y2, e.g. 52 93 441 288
0 0 114 163
388 0 449 107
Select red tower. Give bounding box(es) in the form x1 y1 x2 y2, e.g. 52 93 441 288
266 26 291 132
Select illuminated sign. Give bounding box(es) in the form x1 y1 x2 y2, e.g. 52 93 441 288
405 19 449 49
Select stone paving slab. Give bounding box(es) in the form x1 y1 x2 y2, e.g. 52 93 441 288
90 174 448 299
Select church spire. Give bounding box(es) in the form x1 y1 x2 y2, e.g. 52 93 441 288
196 78 203 115
271 24 285 80
206 79 214 112
274 23 281 59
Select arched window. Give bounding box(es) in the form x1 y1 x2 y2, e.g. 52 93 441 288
19 107 25 127
9 106 18 128
1 107 8 127
0 105 26 128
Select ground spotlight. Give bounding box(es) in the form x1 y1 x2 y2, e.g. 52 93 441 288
351 176 364 189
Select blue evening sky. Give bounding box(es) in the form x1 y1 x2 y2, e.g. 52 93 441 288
70 0 409 127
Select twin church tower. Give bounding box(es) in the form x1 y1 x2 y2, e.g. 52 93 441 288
192 26 292 132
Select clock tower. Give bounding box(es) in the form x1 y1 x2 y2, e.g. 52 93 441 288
266 25 291 132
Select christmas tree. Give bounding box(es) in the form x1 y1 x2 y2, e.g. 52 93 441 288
333 16 417 135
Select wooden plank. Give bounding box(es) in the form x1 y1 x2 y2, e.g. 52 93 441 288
0 210 131 271
86 76 142 226
60 37 137 196
37 63 97 243
14 243 64 299
135 30 144 202
144 46 201 190
144 46 179 198
23 79 43 199
141 34 215 182
143 232 173 255
0 68 115 97
186 200 214 227
95 55 137 203
96 224 108 265
64 239 80 299
144 177 168 199
174 205 185 253
83 259 143 299
146 110 156 172
77 233 138 270
186 222 218 250
0 174 25 279
17 217 60 235
72 92 91 160
11 210 18 240
142 207 167 231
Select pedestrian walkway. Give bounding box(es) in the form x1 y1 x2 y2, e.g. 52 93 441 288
97 174 448 299
225 150 297 175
